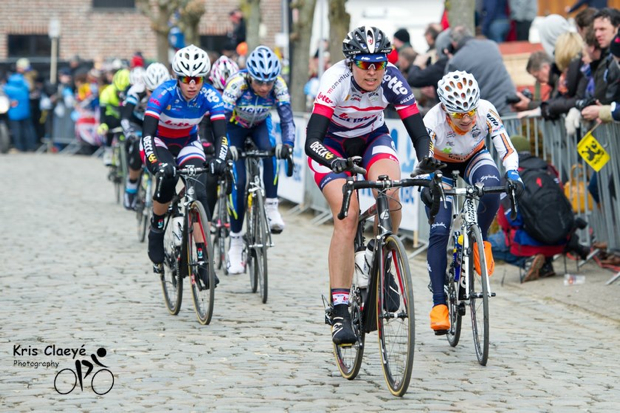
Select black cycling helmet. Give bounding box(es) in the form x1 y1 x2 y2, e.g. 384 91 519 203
342 26 392 59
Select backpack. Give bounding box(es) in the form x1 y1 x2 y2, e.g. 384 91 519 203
518 157 575 245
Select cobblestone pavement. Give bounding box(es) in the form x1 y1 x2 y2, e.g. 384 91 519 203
1 154 619 412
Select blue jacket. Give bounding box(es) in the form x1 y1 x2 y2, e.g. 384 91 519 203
2 74 31 121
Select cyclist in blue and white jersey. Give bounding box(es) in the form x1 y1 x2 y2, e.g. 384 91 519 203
221 45 295 275
304 26 443 345
142 45 229 286
422 71 523 333
121 63 171 210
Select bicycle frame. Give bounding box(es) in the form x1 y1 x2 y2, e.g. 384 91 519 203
242 147 274 249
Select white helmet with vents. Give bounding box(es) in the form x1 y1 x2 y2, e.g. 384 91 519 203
172 44 211 77
437 71 480 113
144 63 171 91
129 66 146 85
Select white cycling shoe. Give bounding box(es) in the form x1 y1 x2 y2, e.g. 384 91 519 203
227 233 245 275
102 147 113 166
265 198 285 233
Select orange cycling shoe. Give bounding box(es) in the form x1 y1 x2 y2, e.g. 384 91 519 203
430 304 450 331
474 240 495 276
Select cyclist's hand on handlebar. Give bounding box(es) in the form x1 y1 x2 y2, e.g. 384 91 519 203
330 156 366 175
208 158 227 176
158 162 176 179
97 123 109 136
275 143 293 159
417 156 446 174
228 146 239 161
505 169 524 197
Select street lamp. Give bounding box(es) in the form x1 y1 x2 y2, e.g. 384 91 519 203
49 19 61 85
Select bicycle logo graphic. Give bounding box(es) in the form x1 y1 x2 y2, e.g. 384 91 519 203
53 347 114 395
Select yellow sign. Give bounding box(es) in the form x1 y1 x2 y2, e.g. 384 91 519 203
577 131 610 172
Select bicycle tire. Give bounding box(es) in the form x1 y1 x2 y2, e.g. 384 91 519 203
333 287 365 380
468 225 489 366
135 171 149 242
376 234 415 397
254 193 269 303
213 197 229 274
188 201 215 325
54 368 77 395
119 141 129 190
112 145 122 204
446 233 463 347
246 192 258 293
159 210 183 315
91 368 115 395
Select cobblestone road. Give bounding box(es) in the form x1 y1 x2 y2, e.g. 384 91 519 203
1 154 619 412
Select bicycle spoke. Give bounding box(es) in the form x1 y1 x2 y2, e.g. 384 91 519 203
469 226 489 366
159 213 182 315
189 201 215 325
446 232 462 347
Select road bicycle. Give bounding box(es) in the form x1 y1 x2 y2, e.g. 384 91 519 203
54 365 114 395
107 127 128 204
135 166 154 242
239 139 293 303
439 171 517 366
153 166 216 325
325 158 442 397
211 160 234 274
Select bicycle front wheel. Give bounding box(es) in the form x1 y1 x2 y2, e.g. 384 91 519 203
188 201 215 325
246 192 258 293
446 232 463 347
333 287 365 380
468 225 489 366
376 234 415 397
112 145 122 204
253 193 269 303
159 212 183 315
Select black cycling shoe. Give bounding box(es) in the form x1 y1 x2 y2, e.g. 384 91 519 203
148 227 165 264
331 304 357 345
197 265 220 289
385 271 401 312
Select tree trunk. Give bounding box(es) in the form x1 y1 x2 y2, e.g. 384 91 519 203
245 0 262 51
290 0 317 113
328 0 349 65
178 0 206 46
447 0 476 35
136 0 180 66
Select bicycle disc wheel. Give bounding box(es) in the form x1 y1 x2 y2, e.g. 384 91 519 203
376 234 415 397
468 225 489 366
159 212 183 315
446 233 463 347
333 287 365 380
254 194 269 304
246 193 258 293
188 201 215 325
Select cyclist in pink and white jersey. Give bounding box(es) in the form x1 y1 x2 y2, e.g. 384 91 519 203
304 26 443 345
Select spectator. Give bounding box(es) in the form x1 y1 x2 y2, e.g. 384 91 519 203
509 0 538 41
491 136 589 282
397 47 417 75
566 0 608 15
228 9 246 48
424 23 443 52
407 28 451 90
514 51 557 115
583 31 620 121
445 25 517 114
51 68 75 145
589 8 620 105
393 28 412 52
481 0 510 43
537 14 572 58
574 7 598 38
130 52 145 69
2 72 38 152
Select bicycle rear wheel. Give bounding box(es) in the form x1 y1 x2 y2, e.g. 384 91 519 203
468 225 489 365
188 201 215 325
159 211 183 315
213 197 229 274
253 193 269 303
446 232 463 347
376 234 415 397
333 287 365 380
111 145 122 204
135 171 150 242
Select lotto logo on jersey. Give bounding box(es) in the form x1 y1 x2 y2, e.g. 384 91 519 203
316 92 333 105
203 88 220 103
383 73 408 95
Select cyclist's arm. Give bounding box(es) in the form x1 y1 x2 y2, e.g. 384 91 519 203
221 72 245 120
401 111 432 161
485 103 519 171
305 109 337 168
141 88 169 172
274 77 295 146
202 84 229 161
120 100 137 135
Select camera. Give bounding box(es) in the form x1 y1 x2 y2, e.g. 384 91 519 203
505 94 521 104
575 97 597 111
521 88 533 100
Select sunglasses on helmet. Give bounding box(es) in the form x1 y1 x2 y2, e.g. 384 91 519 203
447 108 477 119
353 60 387 71
178 76 204 85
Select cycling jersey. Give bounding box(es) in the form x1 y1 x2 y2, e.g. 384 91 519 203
222 70 294 145
424 99 518 171
144 79 226 140
121 82 148 134
99 84 122 120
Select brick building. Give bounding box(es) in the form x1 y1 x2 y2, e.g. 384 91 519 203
0 0 283 64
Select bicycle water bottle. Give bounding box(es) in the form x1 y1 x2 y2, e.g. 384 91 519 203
454 234 463 281
354 248 367 288
172 216 183 246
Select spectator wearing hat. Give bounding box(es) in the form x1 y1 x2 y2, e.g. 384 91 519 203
131 52 145 69
2 69 38 152
393 28 411 52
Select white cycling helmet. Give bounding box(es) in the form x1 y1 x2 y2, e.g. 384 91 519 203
209 56 239 90
129 66 146 86
172 44 211 77
144 63 171 91
246 46 281 82
437 71 480 113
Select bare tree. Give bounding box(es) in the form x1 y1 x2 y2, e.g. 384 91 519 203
241 0 261 52
177 0 206 46
328 0 350 65
289 0 317 113
136 0 179 65
447 0 476 34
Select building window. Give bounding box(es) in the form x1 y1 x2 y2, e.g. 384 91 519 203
200 35 230 54
93 0 135 8
7 35 52 58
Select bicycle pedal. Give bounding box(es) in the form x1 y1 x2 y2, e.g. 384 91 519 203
337 343 353 348
270 229 283 235
434 329 448 336
490 292 496 297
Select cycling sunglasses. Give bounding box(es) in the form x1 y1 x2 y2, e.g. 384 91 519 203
353 60 387 71
448 108 477 119
252 78 275 86
178 76 204 85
